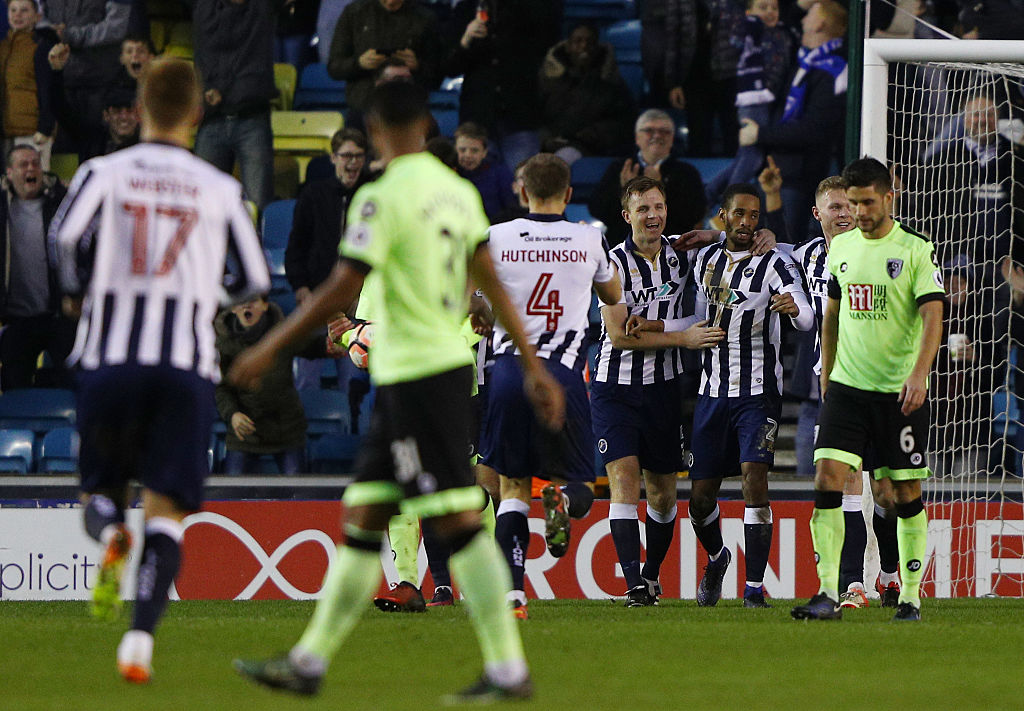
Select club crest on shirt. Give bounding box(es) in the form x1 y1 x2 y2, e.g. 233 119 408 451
743 267 755 278
360 200 377 219
886 258 904 279
667 255 679 268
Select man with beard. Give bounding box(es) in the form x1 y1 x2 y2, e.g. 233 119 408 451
686 183 813 608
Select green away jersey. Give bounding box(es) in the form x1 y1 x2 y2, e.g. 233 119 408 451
339 152 490 385
826 220 945 393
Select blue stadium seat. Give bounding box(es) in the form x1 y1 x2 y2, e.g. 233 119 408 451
0 429 34 473
264 247 290 293
260 199 296 250
564 203 596 225
433 108 460 139
688 157 733 187
617 61 646 102
564 0 636 24
429 90 460 110
602 19 641 63
39 427 80 473
309 433 362 473
570 156 615 203
293 63 347 110
269 288 297 316
299 389 351 438
0 389 76 435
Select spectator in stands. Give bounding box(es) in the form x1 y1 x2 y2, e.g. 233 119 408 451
537 22 633 165
44 0 131 160
276 0 320 69
684 0 746 156
705 0 795 206
588 108 706 246
443 0 561 170
0 145 75 390
285 127 369 390
327 0 441 118
641 0 697 111
932 258 999 478
46 45 138 157
959 0 1024 39
116 34 154 87
454 121 515 223
215 296 314 474
738 0 848 241
1 0 58 171
316 0 357 64
924 93 1023 264
426 134 457 170
492 158 529 223
190 0 277 210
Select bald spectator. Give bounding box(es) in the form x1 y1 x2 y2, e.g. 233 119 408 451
588 109 706 246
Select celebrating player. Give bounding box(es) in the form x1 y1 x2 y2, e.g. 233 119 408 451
591 176 724 607
49 58 271 683
688 184 814 608
481 152 621 619
231 81 561 702
792 157 944 622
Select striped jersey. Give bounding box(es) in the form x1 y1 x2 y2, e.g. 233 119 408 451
49 142 270 382
594 235 692 385
693 241 811 397
790 235 828 374
488 214 613 371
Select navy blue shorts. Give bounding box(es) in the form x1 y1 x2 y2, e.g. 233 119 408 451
590 379 683 474
481 356 595 483
689 392 781 479
77 364 216 512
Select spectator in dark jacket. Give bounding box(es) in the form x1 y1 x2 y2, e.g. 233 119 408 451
44 0 131 159
215 297 314 474
588 109 707 246
738 0 847 241
327 0 441 115
443 0 561 170
454 122 515 223
960 0 1024 39
285 127 369 390
190 0 279 210
1 145 75 389
0 0 58 170
538 22 633 164
642 0 698 111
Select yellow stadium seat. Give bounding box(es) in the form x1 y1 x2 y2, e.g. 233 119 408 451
50 153 79 183
150 19 168 52
272 63 298 112
162 20 193 60
270 110 343 181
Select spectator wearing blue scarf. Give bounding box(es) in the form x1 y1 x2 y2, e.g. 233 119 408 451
737 0 848 242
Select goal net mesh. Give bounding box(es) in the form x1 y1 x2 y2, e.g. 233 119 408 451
887 58 1024 596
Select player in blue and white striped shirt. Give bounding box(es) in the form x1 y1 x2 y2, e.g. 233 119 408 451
591 177 724 606
687 183 813 608
481 154 621 616
49 59 269 684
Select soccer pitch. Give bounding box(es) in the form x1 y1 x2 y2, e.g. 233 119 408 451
2 599 1020 710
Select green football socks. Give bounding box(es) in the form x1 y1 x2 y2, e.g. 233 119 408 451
810 491 845 601
388 513 420 585
295 542 381 663
897 502 928 608
450 529 525 667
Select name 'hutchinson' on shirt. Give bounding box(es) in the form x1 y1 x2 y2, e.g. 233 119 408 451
498 249 589 263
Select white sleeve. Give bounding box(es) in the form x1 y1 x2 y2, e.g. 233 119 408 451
222 190 271 303
48 163 105 297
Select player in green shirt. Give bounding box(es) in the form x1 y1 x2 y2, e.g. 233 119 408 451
230 82 562 702
792 158 944 622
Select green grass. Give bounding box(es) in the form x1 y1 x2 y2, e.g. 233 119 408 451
1 598 1021 710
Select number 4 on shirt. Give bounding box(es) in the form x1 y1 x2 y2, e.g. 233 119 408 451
527 272 564 331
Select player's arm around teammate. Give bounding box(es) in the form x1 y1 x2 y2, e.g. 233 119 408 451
592 178 724 605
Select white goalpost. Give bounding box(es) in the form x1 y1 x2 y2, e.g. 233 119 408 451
860 38 1024 597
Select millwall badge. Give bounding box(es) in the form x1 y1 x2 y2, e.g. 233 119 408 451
886 258 904 279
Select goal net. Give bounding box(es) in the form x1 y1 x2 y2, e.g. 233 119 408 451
862 38 1024 597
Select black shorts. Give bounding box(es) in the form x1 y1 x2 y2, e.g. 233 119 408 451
591 378 683 474
77 364 216 512
814 381 931 480
351 366 478 515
